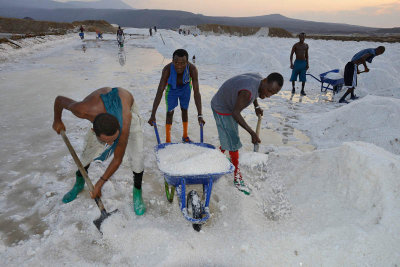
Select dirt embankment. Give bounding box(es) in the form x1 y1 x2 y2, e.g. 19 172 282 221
196 23 400 42
72 20 117 34
0 17 117 45
197 24 293 38
307 34 400 43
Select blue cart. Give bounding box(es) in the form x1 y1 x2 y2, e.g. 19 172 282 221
152 123 234 231
306 69 344 94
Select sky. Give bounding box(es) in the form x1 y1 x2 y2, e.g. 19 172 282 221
61 0 400 28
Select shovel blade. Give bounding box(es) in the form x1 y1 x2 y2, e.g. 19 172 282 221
93 209 119 233
254 144 259 152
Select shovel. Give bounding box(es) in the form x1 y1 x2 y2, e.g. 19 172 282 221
254 114 262 152
60 130 118 233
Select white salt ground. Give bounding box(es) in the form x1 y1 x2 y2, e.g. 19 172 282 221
239 152 269 168
156 143 232 175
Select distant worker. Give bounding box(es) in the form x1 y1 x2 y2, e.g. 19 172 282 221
154 26 157 32
339 46 385 103
149 27 152 36
96 29 103 40
192 55 196 64
79 25 85 40
290 32 309 96
116 26 125 47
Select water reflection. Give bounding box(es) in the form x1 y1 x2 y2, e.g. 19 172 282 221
118 48 126 66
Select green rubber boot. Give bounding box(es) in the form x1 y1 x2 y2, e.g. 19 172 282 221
133 187 146 215
62 171 85 203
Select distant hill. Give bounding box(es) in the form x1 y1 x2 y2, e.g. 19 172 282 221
0 0 132 10
0 6 396 35
0 16 116 34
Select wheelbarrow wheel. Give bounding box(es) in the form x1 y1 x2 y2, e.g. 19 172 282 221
187 190 202 231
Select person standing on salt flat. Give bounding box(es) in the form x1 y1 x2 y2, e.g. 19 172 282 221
339 46 385 103
211 73 283 194
116 26 124 45
52 87 146 215
148 49 205 143
290 32 309 96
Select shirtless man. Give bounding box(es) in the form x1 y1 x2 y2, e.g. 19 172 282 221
290 32 309 96
148 49 204 143
52 87 146 215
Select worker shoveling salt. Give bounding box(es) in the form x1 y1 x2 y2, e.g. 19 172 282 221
156 143 232 176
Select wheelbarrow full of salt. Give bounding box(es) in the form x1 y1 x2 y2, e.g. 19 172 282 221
152 123 234 231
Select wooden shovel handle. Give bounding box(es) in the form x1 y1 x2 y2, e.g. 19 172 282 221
60 130 105 211
256 114 262 138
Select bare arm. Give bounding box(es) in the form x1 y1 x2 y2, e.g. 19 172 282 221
305 44 309 69
148 65 170 125
190 64 205 124
52 96 88 134
290 44 296 68
232 91 261 144
253 99 263 117
355 53 372 73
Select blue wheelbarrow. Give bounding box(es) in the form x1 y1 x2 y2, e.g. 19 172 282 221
152 122 234 231
306 69 344 94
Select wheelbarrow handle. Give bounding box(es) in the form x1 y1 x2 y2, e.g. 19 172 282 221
152 121 161 145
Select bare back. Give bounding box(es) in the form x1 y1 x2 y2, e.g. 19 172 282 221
78 87 133 122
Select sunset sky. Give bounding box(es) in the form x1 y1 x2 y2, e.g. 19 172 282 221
61 0 400 28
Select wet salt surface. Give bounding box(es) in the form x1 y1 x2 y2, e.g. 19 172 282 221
156 143 231 175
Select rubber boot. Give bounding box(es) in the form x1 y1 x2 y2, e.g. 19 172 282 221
62 170 85 203
133 187 146 215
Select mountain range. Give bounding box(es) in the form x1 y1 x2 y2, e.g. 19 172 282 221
0 0 398 34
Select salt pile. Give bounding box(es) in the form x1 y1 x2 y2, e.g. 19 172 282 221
239 152 269 168
324 72 343 80
156 143 232 175
297 95 400 154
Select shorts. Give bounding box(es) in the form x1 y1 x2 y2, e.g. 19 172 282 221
344 62 357 88
80 102 144 173
290 60 307 82
212 109 242 152
165 82 192 112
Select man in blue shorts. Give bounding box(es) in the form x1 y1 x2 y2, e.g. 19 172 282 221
290 33 309 96
339 46 385 103
148 49 204 143
211 73 283 195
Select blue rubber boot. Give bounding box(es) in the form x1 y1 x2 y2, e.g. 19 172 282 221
133 187 146 215
62 170 85 203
